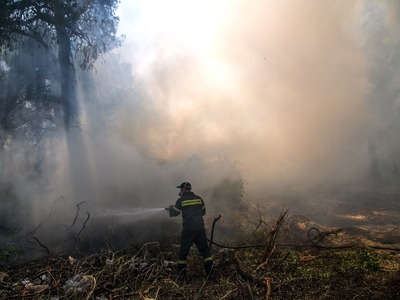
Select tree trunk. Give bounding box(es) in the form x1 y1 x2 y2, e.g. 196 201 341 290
54 0 77 132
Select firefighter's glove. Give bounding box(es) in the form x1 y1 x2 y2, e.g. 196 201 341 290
165 205 175 217
165 205 173 212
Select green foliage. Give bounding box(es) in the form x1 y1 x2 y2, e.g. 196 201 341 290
336 249 380 274
0 247 16 262
0 0 123 135
275 248 381 282
0 0 122 68
295 265 332 280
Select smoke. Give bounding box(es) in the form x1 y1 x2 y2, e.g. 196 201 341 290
115 0 400 191
1 0 400 258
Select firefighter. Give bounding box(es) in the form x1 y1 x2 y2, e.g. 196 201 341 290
166 182 215 282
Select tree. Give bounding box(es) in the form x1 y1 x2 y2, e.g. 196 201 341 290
0 0 122 132
0 42 56 147
360 1 400 182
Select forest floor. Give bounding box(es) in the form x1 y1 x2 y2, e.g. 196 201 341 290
1 187 400 299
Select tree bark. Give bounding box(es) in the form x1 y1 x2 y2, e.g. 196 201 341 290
54 0 77 132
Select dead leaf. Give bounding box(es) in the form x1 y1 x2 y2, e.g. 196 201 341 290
68 256 76 265
299 255 317 262
22 283 50 295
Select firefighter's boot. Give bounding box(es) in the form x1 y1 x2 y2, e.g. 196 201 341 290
204 261 216 282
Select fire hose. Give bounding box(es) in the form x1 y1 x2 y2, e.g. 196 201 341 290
164 207 265 250
165 208 400 252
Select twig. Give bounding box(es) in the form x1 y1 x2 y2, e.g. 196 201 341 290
25 223 43 237
76 212 90 240
265 277 271 300
69 201 86 228
194 277 208 300
49 195 65 218
269 251 290 271
370 245 400 251
255 210 288 272
32 237 51 254
253 204 268 235
209 215 221 250
219 289 236 300
253 220 268 235
25 195 65 236
246 282 255 300
233 252 263 285
261 209 288 261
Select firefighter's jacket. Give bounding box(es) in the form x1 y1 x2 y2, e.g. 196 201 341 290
169 191 206 232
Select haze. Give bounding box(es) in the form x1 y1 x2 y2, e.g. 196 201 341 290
1 0 399 257
116 0 399 190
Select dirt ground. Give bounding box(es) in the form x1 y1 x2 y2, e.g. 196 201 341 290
262 187 400 245
1 188 399 299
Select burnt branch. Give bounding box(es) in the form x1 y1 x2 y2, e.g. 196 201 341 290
32 237 51 254
76 212 90 241
254 209 288 272
69 201 86 228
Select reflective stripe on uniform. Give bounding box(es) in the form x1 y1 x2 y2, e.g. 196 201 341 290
181 199 203 207
172 206 181 212
203 256 212 262
178 260 187 265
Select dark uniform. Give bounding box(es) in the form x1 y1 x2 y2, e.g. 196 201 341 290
168 182 214 281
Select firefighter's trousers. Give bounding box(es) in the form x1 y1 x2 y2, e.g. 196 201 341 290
178 228 212 272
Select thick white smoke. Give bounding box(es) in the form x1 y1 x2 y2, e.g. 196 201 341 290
115 0 400 191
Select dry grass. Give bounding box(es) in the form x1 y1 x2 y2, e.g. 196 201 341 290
1 241 400 299
1 208 400 300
